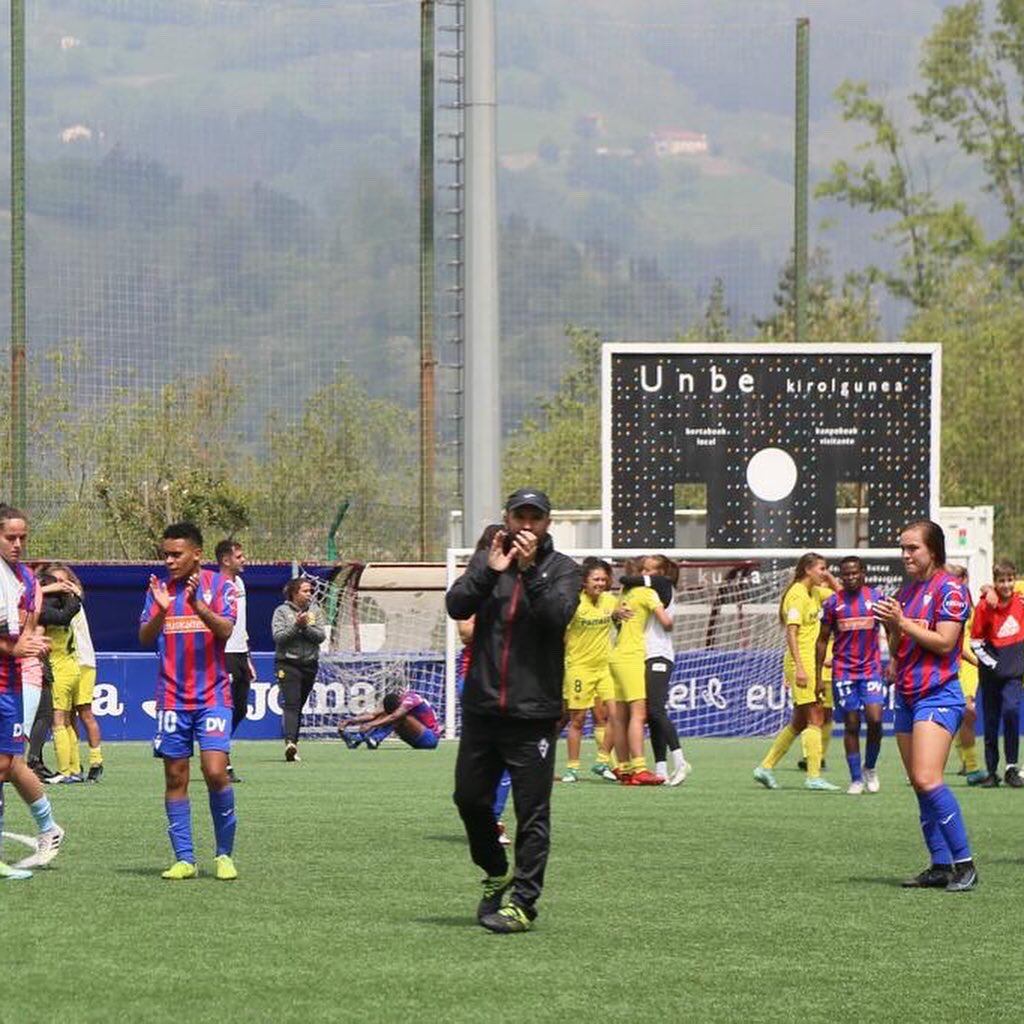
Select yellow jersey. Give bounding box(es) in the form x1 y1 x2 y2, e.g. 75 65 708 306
609 586 661 663
782 583 831 677
564 592 617 668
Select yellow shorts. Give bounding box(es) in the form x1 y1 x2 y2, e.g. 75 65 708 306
563 664 614 710
52 659 95 711
609 659 646 704
784 666 830 708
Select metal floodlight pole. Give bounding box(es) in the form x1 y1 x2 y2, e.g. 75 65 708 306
419 0 437 560
10 0 26 506
794 17 810 344
461 0 501 544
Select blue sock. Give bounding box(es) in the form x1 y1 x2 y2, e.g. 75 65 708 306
208 786 236 857
922 784 972 862
864 736 881 770
492 770 512 819
367 726 393 743
29 796 56 834
165 798 195 864
914 790 952 865
846 751 863 782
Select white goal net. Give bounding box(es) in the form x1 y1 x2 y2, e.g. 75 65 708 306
288 547 945 740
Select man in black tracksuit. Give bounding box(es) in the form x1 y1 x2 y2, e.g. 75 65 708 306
447 488 580 933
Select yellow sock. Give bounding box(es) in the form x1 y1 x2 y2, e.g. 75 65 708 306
567 759 580 771
54 727 72 775
594 726 608 763
820 725 832 763
762 724 797 769
89 745 103 767
803 725 823 778
630 755 647 773
962 740 978 773
67 726 82 775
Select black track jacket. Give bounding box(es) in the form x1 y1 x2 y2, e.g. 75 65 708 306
447 536 580 719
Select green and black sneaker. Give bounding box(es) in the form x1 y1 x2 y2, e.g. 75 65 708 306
479 902 534 934
477 865 514 921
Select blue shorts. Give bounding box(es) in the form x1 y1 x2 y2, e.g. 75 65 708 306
893 684 966 736
832 679 886 713
409 727 439 750
153 706 232 760
0 691 25 756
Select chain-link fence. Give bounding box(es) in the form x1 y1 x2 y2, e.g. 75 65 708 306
0 2 1014 560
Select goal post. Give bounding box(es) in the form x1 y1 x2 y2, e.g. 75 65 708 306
445 546 979 739
285 546 978 741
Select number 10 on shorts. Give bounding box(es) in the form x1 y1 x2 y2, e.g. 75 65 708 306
156 710 178 733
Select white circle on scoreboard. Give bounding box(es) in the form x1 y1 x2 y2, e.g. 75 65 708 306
746 447 798 503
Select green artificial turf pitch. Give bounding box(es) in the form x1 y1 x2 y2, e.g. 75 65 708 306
2 738 1021 1023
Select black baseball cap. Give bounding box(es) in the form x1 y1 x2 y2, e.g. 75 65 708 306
505 487 552 515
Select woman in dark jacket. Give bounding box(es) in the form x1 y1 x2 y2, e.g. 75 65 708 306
271 578 326 763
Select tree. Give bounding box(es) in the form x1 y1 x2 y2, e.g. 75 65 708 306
902 265 1024 562
502 326 602 509
816 2 1024 304
754 248 881 343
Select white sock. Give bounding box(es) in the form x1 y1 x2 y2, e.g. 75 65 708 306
670 748 684 770
655 761 667 778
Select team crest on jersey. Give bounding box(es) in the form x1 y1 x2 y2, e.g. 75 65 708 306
940 589 967 618
538 738 550 759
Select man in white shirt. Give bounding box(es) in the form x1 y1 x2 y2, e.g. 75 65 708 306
216 539 254 783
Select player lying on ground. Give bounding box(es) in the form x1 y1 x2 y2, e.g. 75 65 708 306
339 689 440 750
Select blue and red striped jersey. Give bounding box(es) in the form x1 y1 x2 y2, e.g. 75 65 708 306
820 585 883 681
400 690 439 733
0 562 38 695
894 571 968 702
140 568 237 711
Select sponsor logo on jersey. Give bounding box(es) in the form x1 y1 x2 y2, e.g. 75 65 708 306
164 614 207 634
940 589 967 619
837 616 875 631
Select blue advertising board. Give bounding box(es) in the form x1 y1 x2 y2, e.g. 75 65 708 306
90 648 909 742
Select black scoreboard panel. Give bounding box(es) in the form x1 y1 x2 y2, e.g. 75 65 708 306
607 347 938 549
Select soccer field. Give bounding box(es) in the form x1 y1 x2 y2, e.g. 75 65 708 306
4 739 1019 1023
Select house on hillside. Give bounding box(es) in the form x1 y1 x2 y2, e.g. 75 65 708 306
651 129 708 157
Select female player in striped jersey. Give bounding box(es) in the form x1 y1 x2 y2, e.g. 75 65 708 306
874 520 977 891
609 562 672 785
816 556 885 795
753 552 839 791
560 558 618 783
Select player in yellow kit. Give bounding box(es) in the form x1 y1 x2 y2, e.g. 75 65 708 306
609 560 672 786
754 553 840 791
561 558 618 783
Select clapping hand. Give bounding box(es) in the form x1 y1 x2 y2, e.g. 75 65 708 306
148 575 171 613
